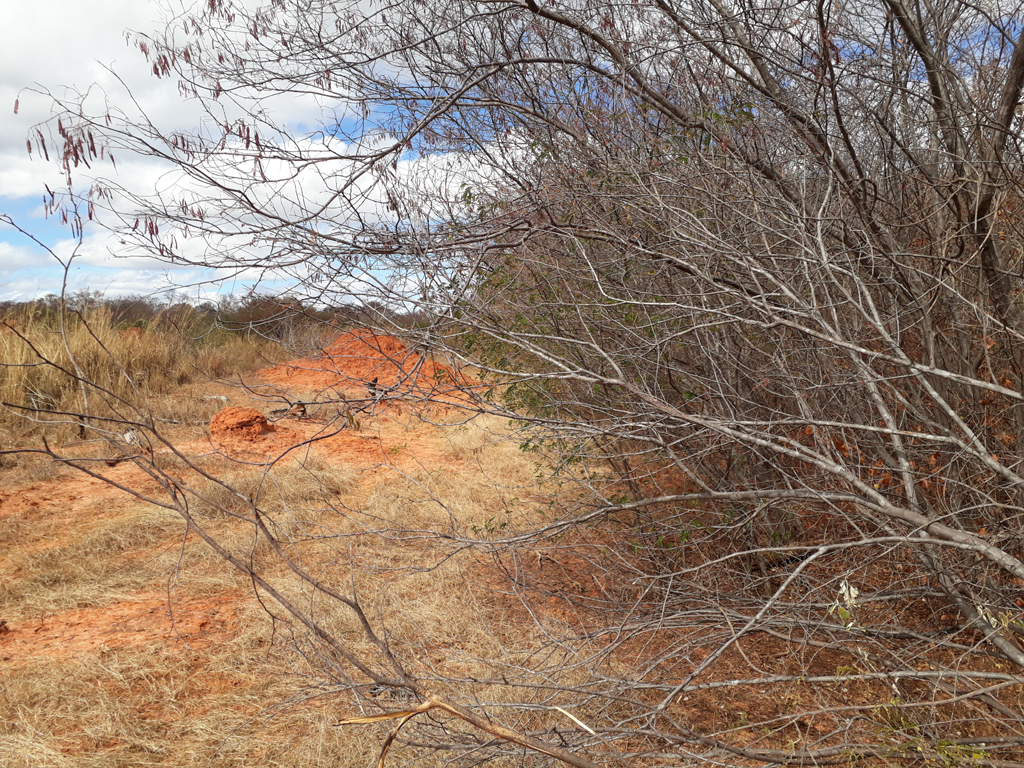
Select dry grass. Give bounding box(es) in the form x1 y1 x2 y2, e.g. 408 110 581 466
1 501 178 616
0 306 285 444
4 334 1017 765
0 451 71 485
0 305 562 766
0 415 561 768
0 456 387 766
0 620 386 767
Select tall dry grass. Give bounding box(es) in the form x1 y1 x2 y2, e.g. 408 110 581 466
0 305 285 443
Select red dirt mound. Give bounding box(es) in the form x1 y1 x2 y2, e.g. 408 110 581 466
259 328 467 398
210 407 272 440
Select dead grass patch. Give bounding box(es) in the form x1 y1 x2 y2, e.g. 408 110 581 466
2 505 184 617
0 335 587 766
0 306 286 443
0 452 70 486
0 632 387 767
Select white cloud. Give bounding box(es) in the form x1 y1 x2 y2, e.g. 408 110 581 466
0 241 41 275
0 0 467 301
0 0 182 296
2 1 164 161
0 1 294 296
0 227 209 300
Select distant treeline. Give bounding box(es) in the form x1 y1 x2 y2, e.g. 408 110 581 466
0 290 422 338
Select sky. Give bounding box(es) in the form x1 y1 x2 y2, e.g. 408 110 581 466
0 0 328 303
0 0 485 306
2 0 172 299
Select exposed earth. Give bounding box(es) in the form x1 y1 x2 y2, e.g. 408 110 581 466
2 329 1019 766
2 330 638 767
0 329 510 765
1 330 473 663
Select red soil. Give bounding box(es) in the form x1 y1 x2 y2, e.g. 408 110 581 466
0 464 241 667
206 405 314 458
1 329 465 672
258 328 467 399
1 592 241 663
210 406 273 440
205 329 478 465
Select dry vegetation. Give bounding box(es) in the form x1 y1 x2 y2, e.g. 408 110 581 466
4 314 1023 767
4 319 1019 765
0 304 286 445
14 0 1024 761
0 322 563 766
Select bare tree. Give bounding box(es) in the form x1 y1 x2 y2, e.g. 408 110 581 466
19 0 1024 764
